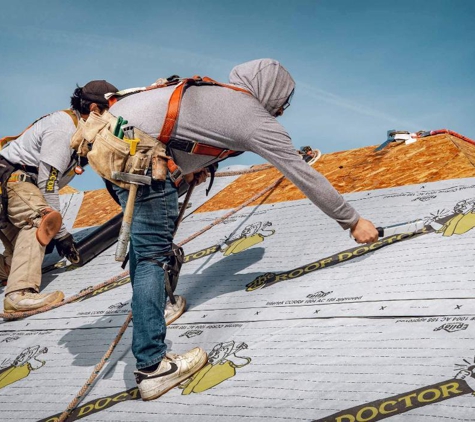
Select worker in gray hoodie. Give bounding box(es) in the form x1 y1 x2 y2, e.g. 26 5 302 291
107 58 378 401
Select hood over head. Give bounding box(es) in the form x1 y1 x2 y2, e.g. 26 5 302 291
229 59 295 117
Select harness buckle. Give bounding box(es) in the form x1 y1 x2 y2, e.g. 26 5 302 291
8 172 30 183
189 142 201 154
167 159 183 187
216 149 230 159
18 173 29 182
171 139 195 153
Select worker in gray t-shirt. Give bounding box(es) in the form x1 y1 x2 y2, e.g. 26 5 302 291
1 80 117 314
106 58 379 401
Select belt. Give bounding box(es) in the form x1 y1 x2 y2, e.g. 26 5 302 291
167 138 237 159
16 164 38 174
8 173 35 183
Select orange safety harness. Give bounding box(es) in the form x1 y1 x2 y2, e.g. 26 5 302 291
109 76 252 186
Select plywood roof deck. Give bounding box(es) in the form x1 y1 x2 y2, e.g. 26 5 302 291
59 185 79 195
70 133 475 226
72 188 121 228
197 133 475 212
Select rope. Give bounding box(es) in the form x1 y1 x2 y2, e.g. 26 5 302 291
57 312 133 422
214 149 321 177
1 270 130 320
215 164 273 177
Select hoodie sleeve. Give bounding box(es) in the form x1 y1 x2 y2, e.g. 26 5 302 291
245 116 360 230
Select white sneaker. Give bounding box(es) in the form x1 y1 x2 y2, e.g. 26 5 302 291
4 289 64 313
135 347 208 401
165 295 186 325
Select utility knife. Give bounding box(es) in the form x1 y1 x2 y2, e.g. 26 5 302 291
376 219 425 237
350 219 425 239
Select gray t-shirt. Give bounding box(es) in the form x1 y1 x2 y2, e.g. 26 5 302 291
2 110 77 174
1 110 79 237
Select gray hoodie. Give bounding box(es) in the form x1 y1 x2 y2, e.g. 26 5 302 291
110 58 359 229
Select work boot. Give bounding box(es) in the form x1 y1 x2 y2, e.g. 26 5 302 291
36 208 62 246
4 289 64 313
164 295 186 325
135 347 208 401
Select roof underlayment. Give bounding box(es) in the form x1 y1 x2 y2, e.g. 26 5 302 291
2 133 475 421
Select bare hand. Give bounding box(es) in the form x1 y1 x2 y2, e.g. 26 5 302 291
184 169 208 186
350 218 379 244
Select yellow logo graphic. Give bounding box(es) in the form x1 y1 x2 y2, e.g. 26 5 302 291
0 345 48 390
180 341 251 394
428 198 475 237
221 222 275 256
45 167 59 192
184 222 275 263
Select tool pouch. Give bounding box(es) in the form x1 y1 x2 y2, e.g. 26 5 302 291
71 111 168 189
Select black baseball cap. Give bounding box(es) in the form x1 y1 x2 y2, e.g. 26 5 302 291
81 80 118 105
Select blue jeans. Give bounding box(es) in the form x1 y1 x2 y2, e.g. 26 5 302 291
114 176 179 370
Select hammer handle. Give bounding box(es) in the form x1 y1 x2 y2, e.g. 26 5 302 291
115 183 138 262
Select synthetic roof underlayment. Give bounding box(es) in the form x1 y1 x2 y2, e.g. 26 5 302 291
1 132 475 422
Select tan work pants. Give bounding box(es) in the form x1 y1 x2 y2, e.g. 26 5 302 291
0 250 11 281
2 174 50 295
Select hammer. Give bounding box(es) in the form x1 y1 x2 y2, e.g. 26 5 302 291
112 171 151 261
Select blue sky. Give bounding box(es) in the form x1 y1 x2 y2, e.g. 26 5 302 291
1 0 474 191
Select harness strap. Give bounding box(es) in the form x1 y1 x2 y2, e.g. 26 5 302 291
136 243 184 305
137 259 182 305
108 76 251 189
156 76 251 188
167 138 234 159
158 76 251 146
108 76 250 159
137 257 177 305
63 109 79 127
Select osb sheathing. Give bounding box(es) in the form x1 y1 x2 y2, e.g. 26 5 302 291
59 185 79 195
450 135 475 167
72 189 121 228
71 134 475 227
196 134 475 213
